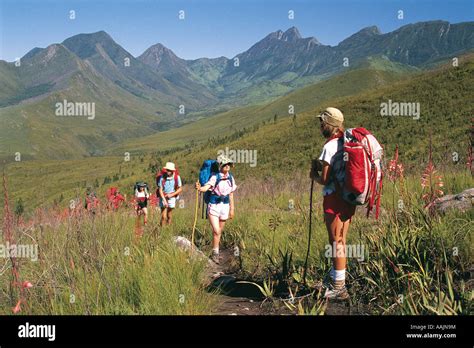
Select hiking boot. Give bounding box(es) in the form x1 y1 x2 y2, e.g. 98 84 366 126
324 281 349 300
211 252 220 264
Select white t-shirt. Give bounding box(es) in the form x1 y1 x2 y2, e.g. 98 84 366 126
318 137 345 196
135 190 149 200
206 173 237 196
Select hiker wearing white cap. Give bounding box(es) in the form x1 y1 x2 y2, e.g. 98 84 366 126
195 155 237 264
311 107 354 300
157 162 182 226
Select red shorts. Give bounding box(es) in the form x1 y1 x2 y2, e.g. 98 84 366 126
323 193 356 221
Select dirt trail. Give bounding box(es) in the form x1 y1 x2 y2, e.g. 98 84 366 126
205 249 355 315
205 249 286 315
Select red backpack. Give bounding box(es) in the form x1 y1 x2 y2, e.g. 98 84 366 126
341 128 384 219
106 187 118 200
156 167 180 194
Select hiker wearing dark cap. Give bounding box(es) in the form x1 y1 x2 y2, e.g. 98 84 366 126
311 107 354 300
135 182 150 225
195 155 237 264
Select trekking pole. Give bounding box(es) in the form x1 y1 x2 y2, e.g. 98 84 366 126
303 179 314 286
191 188 199 251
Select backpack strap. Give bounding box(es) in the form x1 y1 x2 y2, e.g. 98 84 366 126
156 169 164 187
160 174 167 190
364 135 383 219
214 172 232 189
210 172 233 198
214 172 222 188
160 172 179 191
366 168 377 218
209 173 231 205
174 173 179 191
375 170 383 219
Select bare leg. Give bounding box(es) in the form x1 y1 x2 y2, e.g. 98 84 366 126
219 220 226 237
208 214 221 251
325 213 350 271
161 207 167 226
167 208 174 225
142 207 148 225
135 209 143 237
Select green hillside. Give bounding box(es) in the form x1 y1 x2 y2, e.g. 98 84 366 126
112 61 411 155
0 61 178 162
3 54 472 213
0 53 413 164
173 54 473 181
2 21 472 167
212 21 473 102
0 61 22 102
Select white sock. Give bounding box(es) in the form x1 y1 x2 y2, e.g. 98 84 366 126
212 248 219 255
335 269 346 281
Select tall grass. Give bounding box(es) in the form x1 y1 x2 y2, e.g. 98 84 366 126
212 171 473 315
0 206 216 315
1 170 472 315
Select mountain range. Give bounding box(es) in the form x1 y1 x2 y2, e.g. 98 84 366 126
0 20 473 162
5 52 473 210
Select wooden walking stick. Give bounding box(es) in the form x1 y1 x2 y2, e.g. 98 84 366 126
191 188 199 251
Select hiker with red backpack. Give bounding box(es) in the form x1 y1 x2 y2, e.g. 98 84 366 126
106 187 125 210
157 162 182 226
195 155 237 264
310 107 383 300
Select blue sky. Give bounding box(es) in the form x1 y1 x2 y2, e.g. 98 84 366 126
0 0 472 61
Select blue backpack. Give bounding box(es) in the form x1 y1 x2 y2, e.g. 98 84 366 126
199 160 233 204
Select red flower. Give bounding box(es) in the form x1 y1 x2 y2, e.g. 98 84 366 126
388 145 404 182
421 134 444 212
12 300 21 314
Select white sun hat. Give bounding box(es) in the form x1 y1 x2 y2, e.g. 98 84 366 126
217 155 233 167
164 162 176 171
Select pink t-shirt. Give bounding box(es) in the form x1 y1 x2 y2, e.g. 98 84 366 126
206 173 237 196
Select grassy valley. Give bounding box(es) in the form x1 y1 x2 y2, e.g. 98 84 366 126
112 59 412 155
1 28 472 317
2 54 472 214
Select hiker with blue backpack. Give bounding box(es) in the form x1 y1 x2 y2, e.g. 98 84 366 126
195 155 236 264
310 107 383 300
156 162 182 226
